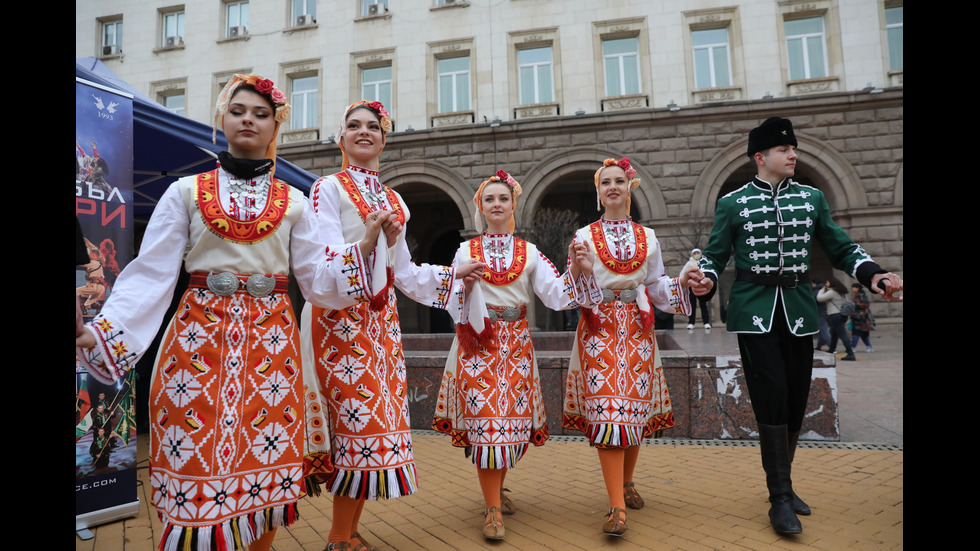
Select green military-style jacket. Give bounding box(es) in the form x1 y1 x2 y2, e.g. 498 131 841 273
699 177 878 335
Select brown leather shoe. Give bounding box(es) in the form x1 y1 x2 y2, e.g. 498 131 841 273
350 532 378 551
482 506 505 540
624 482 645 510
602 507 628 536
500 487 515 515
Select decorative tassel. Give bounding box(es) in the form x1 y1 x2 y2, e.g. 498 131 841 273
456 320 492 357
640 307 655 330
581 307 600 333
369 267 394 311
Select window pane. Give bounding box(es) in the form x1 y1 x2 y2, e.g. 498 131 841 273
518 46 553 104
785 17 823 36
439 74 453 112
455 73 470 111
712 46 731 86
537 64 553 102
622 54 640 94
293 0 316 19
518 47 551 65
291 76 318 129
886 6 903 70
362 66 392 108
693 48 711 88
519 66 535 104
692 28 727 47
692 28 730 88
805 36 827 78
787 38 805 80
438 56 468 74
603 37 637 56
604 56 622 96
163 94 185 116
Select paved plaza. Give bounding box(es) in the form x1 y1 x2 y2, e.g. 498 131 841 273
76 324 903 551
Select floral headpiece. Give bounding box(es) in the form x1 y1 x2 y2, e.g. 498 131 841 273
213 74 290 176
337 100 393 171
594 158 641 212
339 100 393 135
473 170 523 234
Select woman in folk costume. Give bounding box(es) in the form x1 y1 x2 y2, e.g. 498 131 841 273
433 170 594 541
562 158 701 537
300 100 482 551
75 74 385 551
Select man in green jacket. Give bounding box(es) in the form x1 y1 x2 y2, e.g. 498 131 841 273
691 117 903 536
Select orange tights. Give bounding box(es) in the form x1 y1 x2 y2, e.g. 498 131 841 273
329 495 366 544
597 445 640 509
476 467 507 509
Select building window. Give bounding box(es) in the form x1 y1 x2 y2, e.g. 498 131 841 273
362 0 389 17
162 94 186 116
362 66 392 110
101 19 123 56
290 75 318 130
162 10 185 48
226 1 249 38
292 0 316 26
518 46 554 105
691 28 731 88
784 16 828 80
602 37 640 96
885 5 903 71
438 56 470 113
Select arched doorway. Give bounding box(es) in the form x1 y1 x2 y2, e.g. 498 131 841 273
383 161 474 334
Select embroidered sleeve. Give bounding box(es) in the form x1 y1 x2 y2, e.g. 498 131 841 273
291 196 370 308
532 249 579 311
392 233 456 310
76 181 190 383
77 318 139 384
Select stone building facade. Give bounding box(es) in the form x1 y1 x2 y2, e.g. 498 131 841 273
76 0 903 331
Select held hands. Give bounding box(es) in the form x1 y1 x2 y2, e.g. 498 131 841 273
568 239 594 279
456 258 486 295
683 263 712 294
360 210 397 256
871 272 903 301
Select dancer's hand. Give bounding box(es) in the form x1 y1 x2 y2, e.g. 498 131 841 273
871 272 903 301
360 211 396 256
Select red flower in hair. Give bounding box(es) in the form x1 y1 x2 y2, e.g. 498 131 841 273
254 79 275 94
617 158 631 170
367 101 390 118
495 170 509 181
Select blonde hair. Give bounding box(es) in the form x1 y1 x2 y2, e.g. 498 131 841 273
473 170 523 234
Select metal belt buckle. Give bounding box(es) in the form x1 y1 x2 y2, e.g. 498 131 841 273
487 310 499 323
246 274 277 297
206 271 240 296
781 274 798 289
619 289 638 304
501 307 521 322
601 289 615 303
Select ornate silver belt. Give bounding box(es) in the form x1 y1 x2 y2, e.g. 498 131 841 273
206 272 278 297
487 307 523 323
601 288 638 304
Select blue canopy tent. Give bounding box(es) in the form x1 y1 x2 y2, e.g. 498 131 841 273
76 57 318 220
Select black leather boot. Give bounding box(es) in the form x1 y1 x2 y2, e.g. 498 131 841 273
759 424 803 535
787 431 811 515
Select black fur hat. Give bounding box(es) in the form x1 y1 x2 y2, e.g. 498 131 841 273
747 117 797 158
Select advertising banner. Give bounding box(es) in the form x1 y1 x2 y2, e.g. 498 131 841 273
75 76 139 530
